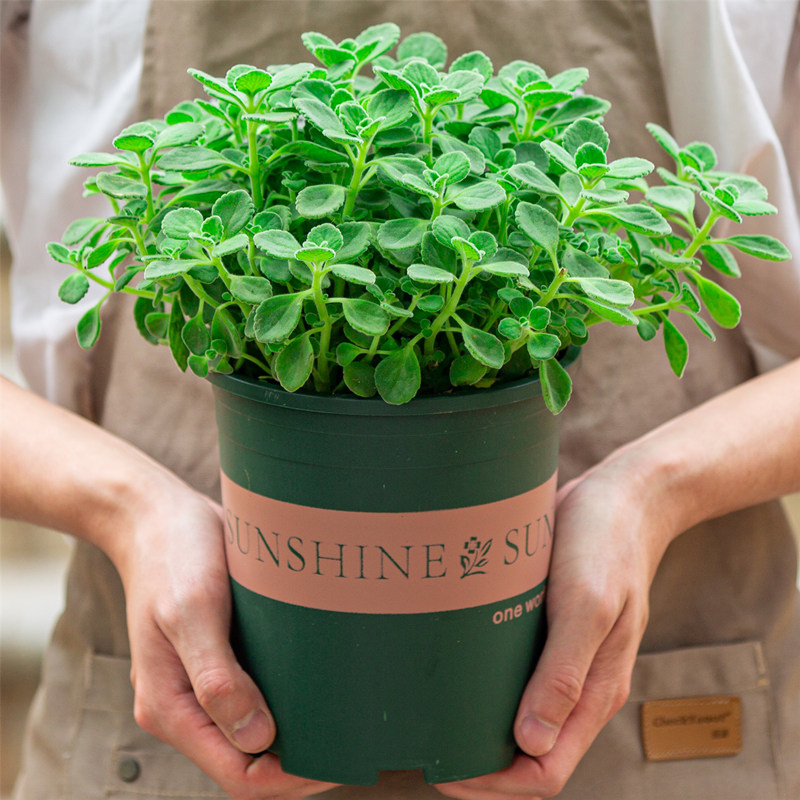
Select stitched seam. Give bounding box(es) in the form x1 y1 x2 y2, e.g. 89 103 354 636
105 784 229 800
104 746 228 798
629 680 764 705
102 784 228 798
757 644 786 799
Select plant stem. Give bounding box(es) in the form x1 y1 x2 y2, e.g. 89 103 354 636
247 237 257 276
430 194 445 221
210 256 235 290
366 334 381 362
311 265 333 389
445 329 460 357
563 195 587 227
247 118 264 210
476 208 492 231
183 274 221 308
682 211 720 259
497 199 511 245
138 154 156 222
223 106 243 147
521 104 536 140
132 227 149 259
360 164 379 187
505 330 532 359
481 300 505 331
238 351 272 374
348 59 366 93
536 267 567 306
632 299 680 316
387 296 419 337
82 267 155 300
343 141 369 218
421 109 435 166
425 259 474 354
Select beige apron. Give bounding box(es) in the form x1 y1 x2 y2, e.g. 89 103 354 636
14 2 800 798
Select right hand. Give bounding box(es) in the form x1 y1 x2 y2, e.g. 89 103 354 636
116 483 338 800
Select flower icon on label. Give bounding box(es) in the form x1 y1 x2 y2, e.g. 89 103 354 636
460 536 492 578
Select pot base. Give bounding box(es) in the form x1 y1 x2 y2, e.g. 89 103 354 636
231 578 548 785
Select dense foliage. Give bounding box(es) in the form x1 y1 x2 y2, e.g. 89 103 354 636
52 24 790 411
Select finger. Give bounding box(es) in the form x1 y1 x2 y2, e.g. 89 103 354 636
436 692 628 800
190 647 276 754
164 604 277 754
555 476 581 505
133 636 337 799
436 772 537 800
513 583 619 757
439 608 642 799
442 657 633 799
435 753 538 800
138 518 279 758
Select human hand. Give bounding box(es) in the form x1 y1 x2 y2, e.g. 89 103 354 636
115 484 338 800
436 454 678 799
0 379 334 798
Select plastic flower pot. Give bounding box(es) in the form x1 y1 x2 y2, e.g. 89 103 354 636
209 352 576 785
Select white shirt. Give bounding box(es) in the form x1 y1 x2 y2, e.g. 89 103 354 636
2 0 798 412
2 0 149 412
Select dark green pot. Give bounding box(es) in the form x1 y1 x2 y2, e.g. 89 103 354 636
209 359 573 785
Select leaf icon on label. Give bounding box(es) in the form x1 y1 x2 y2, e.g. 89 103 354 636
460 537 492 578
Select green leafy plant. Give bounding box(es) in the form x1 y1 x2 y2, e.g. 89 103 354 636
52 24 790 412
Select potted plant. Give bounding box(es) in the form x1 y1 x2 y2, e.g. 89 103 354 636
50 24 789 785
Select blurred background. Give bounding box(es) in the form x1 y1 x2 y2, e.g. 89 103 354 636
1 212 799 796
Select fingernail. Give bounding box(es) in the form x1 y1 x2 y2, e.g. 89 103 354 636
518 714 559 756
232 709 274 753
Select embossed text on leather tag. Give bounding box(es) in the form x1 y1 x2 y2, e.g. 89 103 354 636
641 696 742 761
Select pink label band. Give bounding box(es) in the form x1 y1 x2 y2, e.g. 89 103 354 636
222 472 558 614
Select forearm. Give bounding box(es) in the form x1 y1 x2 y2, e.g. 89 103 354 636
0 377 337 793
0 376 188 571
599 357 800 538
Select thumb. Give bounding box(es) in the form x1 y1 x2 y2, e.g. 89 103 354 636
188 642 275 753
513 598 613 756
164 586 276 755
162 501 275 754
183 641 276 753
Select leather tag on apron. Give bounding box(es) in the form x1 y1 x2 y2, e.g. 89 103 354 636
641 696 743 761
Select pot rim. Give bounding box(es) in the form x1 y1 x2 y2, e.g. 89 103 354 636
208 346 580 417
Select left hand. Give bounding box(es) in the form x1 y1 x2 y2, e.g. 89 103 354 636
435 453 678 799
435 358 800 798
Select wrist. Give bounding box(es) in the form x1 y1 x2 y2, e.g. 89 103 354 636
597 432 702 547
0 379 211 585
597 361 800 540
77 443 193 578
